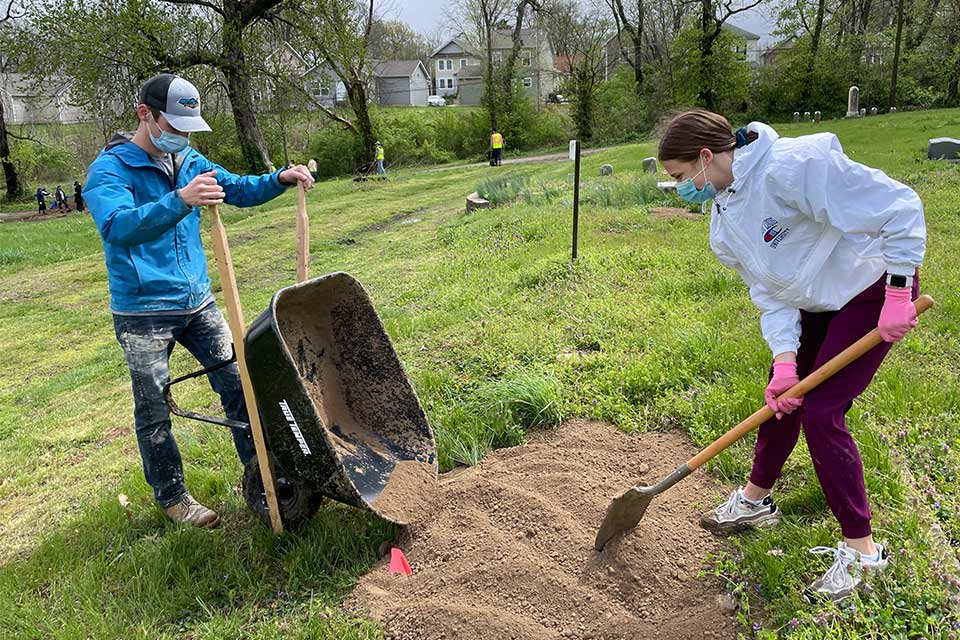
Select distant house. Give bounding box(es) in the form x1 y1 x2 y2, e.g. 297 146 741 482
302 62 347 107
429 28 558 106
604 23 763 77
0 73 86 125
372 60 432 106
430 37 479 98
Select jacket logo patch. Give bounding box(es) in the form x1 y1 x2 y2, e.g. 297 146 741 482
762 217 790 248
178 97 200 109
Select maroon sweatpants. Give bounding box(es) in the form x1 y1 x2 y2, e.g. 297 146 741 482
748 273 920 539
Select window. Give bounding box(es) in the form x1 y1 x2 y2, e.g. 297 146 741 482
446 59 453 70
460 58 467 67
438 60 444 72
522 51 532 66
438 78 445 89
493 51 502 64
522 77 532 88
449 77 456 88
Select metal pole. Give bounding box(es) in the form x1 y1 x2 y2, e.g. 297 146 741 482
572 140 581 261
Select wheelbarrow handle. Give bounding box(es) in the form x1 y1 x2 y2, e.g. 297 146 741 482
161 346 250 431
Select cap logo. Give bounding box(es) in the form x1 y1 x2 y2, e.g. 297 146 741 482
178 97 199 109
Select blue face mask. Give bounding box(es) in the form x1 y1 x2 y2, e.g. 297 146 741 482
148 115 190 154
676 157 717 204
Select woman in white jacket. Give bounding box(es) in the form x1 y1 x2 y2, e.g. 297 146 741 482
658 110 926 601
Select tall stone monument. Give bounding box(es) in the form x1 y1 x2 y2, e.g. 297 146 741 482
845 86 860 118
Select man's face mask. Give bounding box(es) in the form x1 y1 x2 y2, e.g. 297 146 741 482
148 113 190 154
676 156 717 204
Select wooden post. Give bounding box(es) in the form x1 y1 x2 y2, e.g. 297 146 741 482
296 184 309 282
208 204 284 534
571 139 581 261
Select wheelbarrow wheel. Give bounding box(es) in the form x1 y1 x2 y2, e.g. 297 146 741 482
242 456 322 530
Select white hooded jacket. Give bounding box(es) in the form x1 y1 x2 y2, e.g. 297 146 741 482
709 122 926 357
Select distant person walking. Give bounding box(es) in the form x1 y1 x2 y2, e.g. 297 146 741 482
36 187 50 215
55 185 70 212
490 129 504 166
74 181 85 212
307 157 318 181
374 141 386 178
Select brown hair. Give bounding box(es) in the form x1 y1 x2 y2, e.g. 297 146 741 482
657 109 756 162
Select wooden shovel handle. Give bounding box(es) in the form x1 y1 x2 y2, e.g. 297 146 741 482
209 204 285 534
296 184 309 282
687 294 934 471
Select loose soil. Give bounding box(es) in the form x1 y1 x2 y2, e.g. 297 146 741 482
347 420 740 640
650 207 702 221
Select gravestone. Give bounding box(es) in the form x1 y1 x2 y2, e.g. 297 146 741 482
889 107 897 113
845 86 860 118
601 163 615 176
859 108 866 117
804 111 811 120
793 112 800 122
927 138 960 161
870 107 878 116
814 111 822 123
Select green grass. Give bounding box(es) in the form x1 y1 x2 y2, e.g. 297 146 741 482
1 108 960 638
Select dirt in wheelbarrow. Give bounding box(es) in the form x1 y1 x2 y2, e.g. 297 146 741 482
346 420 743 640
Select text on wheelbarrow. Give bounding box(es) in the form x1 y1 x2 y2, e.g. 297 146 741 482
279 400 313 456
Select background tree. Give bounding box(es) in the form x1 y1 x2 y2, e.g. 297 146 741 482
543 0 610 141
287 0 379 162
1 0 26 200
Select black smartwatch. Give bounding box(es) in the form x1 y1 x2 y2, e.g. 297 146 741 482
886 273 913 288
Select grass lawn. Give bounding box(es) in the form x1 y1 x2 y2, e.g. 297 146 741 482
1 109 959 639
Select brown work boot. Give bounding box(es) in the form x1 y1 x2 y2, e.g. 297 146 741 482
163 493 221 528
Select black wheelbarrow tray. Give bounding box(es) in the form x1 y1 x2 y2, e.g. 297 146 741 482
163 272 438 529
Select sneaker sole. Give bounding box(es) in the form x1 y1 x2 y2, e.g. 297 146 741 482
700 512 780 535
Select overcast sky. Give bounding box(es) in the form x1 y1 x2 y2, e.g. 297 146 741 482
385 0 783 44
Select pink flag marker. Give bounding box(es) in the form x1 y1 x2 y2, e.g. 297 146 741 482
389 547 412 576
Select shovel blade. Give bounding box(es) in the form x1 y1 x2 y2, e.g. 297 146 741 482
594 485 655 551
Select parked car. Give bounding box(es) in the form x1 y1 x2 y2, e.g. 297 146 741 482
547 93 568 104
427 94 447 107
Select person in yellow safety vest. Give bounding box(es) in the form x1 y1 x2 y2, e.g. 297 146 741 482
307 157 318 180
490 129 504 166
374 141 387 178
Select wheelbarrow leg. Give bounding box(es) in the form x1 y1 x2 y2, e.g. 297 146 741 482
208 204 284 535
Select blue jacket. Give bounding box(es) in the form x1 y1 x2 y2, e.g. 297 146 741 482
84 133 288 313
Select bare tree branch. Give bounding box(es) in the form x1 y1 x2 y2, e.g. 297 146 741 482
157 0 224 16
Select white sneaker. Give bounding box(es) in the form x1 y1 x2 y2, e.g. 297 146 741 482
700 487 780 534
804 541 890 603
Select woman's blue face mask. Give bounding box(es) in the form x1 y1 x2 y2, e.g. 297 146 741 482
676 157 717 204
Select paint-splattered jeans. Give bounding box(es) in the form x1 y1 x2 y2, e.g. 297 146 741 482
113 302 256 507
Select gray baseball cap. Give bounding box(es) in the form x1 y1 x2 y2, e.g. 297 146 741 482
139 73 211 133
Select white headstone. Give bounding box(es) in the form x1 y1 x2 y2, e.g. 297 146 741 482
814 111 822 123
890 107 897 113
804 111 811 120
600 163 614 176
793 112 800 122
870 107 878 116
859 108 866 117
641 157 657 174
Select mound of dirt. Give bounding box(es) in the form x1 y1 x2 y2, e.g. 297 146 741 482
347 420 740 640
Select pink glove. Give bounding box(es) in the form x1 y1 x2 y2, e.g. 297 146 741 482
878 285 917 342
764 361 802 420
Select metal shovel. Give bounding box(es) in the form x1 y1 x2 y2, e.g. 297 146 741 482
595 294 934 551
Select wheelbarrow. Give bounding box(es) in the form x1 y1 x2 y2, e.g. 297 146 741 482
164 271 438 529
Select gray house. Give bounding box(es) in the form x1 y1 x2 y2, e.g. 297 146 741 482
302 62 347 107
430 37 480 98
372 60 432 106
429 28 558 106
0 73 86 124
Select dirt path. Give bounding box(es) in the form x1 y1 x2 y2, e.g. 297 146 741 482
425 147 618 173
347 420 740 640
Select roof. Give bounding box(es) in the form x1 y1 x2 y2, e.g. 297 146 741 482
372 60 430 80
456 65 483 79
722 23 761 40
430 37 477 58
0 72 73 98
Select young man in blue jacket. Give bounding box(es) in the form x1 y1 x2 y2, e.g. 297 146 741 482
84 73 314 528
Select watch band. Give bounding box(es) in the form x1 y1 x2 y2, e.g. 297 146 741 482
886 273 913 288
